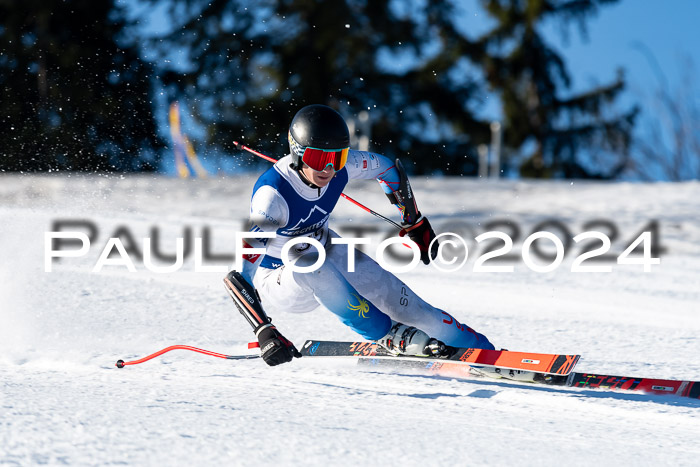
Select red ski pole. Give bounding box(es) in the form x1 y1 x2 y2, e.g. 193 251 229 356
116 344 260 368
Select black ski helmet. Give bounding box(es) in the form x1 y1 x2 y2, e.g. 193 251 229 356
288 104 350 170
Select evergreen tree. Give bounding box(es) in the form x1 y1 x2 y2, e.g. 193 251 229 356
472 0 638 178
149 0 635 178
0 0 161 172
145 0 490 174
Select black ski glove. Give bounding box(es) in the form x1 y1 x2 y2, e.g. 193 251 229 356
257 325 302 366
400 215 439 265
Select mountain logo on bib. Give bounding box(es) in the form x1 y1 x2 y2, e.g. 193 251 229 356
280 205 329 236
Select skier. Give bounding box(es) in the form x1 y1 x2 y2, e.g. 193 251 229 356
224 104 494 366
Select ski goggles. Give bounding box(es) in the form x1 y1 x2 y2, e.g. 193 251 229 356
301 146 349 172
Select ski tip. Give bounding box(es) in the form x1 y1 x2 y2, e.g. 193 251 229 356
115 359 125 368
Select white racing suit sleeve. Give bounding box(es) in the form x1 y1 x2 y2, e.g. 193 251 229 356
240 185 289 283
345 150 397 181
345 150 412 224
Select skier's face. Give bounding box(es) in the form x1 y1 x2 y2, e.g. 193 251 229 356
301 164 335 187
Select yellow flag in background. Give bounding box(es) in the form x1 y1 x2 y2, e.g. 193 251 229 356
169 102 208 178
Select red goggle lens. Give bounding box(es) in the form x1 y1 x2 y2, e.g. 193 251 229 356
301 147 349 171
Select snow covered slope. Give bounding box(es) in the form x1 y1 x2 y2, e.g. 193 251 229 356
1 174 699 465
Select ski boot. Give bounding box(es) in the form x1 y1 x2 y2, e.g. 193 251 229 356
377 321 450 357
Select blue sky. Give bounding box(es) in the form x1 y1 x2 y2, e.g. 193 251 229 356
455 0 700 120
540 0 700 180
541 0 700 110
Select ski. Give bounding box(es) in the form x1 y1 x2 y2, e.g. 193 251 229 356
355 358 700 400
564 372 700 398
300 340 580 376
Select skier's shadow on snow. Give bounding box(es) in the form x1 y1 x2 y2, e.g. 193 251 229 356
302 379 462 400
362 370 700 407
